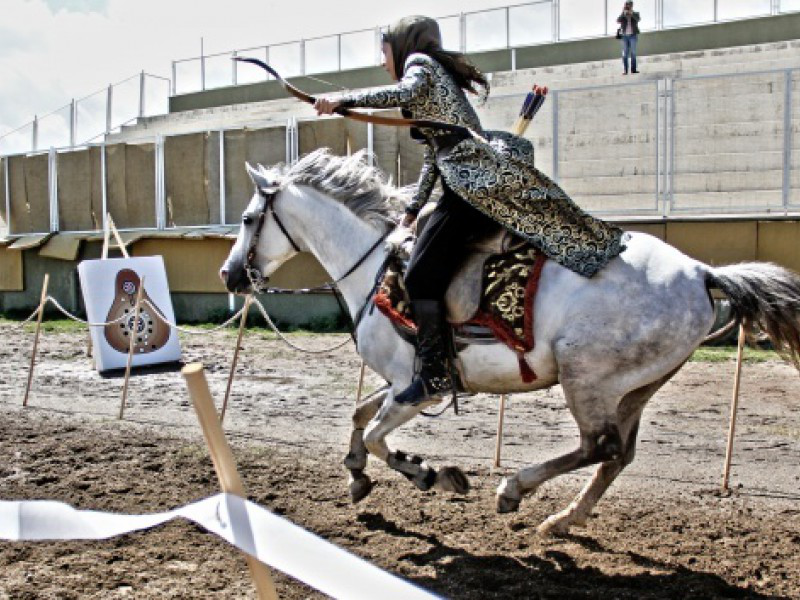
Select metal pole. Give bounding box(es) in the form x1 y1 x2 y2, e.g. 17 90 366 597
32 115 38 152
106 84 113 134
782 70 792 211
511 48 516 71
69 99 76 147
155 135 165 229
337 34 342 71
460 13 466 53
655 80 661 213
713 0 718 22
232 51 238 86
5 157 11 234
200 37 206 91
171 61 177 95
300 39 306 75
101 144 108 232
553 0 560 42
139 71 146 118
669 78 675 213
48 147 58 232
552 90 559 183
506 7 511 48
219 129 226 224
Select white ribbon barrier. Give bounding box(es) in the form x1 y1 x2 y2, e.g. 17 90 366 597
0 492 438 600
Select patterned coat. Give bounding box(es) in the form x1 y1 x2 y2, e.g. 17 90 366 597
340 52 626 277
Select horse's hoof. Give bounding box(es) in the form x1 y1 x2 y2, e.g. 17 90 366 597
537 515 571 537
436 466 470 494
496 477 521 513
349 474 373 504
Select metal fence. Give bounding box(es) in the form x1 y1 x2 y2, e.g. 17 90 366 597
1 67 798 238
0 73 170 157
172 0 798 94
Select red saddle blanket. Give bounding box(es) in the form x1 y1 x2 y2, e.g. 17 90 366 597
374 245 547 383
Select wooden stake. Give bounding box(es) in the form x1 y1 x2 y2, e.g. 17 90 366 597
22 274 50 407
182 363 279 600
103 213 130 259
722 323 747 490
355 359 366 404
119 276 145 420
494 394 507 468
221 295 252 423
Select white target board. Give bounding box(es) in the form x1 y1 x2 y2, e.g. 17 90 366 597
78 257 182 373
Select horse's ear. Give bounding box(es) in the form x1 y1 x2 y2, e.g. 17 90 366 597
246 162 268 190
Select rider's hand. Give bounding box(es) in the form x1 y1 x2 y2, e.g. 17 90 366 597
314 98 341 115
386 225 415 259
401 213 416 228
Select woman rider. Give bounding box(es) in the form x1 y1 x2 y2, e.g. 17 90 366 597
315 16 626 406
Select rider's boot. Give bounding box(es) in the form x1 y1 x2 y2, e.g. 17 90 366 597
394 300 453 405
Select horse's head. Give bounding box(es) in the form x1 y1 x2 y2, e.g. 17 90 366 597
220 163 303 294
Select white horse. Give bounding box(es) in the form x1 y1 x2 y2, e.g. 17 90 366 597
220 149 800 535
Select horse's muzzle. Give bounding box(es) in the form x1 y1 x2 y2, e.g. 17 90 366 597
220 265 252 294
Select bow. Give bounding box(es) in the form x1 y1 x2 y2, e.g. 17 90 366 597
234 57 480 139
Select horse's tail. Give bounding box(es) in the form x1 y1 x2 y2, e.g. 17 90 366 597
706 262 800 368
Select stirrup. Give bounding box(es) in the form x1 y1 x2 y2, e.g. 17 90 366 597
395 373 452 406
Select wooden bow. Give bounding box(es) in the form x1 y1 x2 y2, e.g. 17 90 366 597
234 57 477 138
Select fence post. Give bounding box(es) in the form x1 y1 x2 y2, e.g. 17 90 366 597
782 69 792 212
459 13 466 53
551 90 559 183
69 99 76 147
219 129 226 224
232 51 238 86
106 84 113 134
139 71 146 118
48 147 58 232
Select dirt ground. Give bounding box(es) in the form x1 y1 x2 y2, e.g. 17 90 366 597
0 323 798 599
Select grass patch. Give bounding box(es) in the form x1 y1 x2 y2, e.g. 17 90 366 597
690 345 778 363
0 317 88 334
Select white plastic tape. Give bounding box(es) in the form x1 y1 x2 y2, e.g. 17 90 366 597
0 493 438 600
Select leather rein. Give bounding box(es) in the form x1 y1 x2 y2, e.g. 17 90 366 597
243 189 387 340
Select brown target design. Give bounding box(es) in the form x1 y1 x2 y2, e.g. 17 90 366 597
104 269 171 354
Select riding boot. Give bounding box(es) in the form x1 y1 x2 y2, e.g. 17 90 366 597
395 300 454 405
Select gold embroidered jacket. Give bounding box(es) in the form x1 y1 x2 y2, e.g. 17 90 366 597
339 53 626 277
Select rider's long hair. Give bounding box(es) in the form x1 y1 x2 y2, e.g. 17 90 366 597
383 16 490 98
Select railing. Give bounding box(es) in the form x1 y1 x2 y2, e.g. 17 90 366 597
0 72 171 157
2 65 798 239
171 0 798 94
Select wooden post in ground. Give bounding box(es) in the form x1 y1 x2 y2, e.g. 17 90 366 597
182 363 279 600
221 295 253 423
722 323 747 491
494 395 507 468
22 273 50 407
119 276 145 420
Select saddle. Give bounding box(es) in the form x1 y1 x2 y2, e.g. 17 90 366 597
374 228 547 384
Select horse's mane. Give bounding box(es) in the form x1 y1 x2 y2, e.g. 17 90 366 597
280 149 411 231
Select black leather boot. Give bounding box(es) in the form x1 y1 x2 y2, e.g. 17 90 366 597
395 300 453 405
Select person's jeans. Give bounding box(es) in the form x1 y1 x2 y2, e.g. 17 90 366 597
622 34 638 73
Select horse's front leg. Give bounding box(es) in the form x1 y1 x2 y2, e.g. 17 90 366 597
344 386 389 503
363 392 470 495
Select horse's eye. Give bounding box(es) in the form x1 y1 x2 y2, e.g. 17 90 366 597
242 215 253 226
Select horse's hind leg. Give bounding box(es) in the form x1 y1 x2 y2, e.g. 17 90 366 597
363 394 470 495
537 375 675 535
344 386 389 503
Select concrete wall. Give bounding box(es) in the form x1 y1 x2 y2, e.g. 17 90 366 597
170 13 800 113
4 217 800 323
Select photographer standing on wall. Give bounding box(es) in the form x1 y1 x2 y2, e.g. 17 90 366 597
617 1 641 74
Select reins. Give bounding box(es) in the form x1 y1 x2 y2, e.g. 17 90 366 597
243 188 389 351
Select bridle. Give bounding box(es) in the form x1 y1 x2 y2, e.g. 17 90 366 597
242 188 389 332
243 188 300 293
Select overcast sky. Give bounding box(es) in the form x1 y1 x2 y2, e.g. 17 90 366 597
0 0 520 139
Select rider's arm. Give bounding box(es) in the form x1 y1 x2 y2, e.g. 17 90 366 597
337 63 432 110
405 143 439 221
